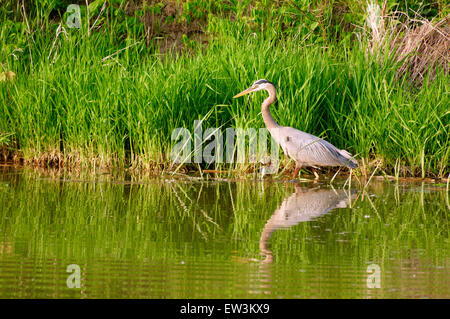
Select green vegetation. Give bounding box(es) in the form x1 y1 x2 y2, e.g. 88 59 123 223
0 0 448 177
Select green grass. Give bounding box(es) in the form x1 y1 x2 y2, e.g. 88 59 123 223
0 1 448 177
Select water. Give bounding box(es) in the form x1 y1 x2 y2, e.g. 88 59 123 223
0 167 448 298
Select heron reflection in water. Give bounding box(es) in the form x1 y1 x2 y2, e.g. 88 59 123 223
260 185 356 263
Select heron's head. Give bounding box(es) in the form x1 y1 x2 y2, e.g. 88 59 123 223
233 79 274 98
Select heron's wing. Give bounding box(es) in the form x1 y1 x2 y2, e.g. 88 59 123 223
275 127 355 167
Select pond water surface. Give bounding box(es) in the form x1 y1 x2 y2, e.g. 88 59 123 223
0 167 448 298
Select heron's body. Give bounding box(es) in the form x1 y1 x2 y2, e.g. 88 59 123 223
269 126 356 168
233 79 358 178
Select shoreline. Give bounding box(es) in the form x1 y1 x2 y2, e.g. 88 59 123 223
0 156 447 183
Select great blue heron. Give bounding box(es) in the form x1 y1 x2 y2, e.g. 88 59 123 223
233 79 358 179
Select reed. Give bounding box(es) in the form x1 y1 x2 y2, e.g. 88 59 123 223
0 1 448 178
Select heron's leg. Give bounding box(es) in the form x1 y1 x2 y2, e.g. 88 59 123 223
311 167 320 180
293 163 302 179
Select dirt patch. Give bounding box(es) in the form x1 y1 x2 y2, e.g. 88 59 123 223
119 0 210 54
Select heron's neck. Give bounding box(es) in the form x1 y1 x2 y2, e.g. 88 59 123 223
262 85 280 129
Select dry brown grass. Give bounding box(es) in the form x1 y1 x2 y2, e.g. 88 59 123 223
392 14 449 85
367 6 449 86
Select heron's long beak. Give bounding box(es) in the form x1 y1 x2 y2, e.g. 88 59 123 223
233 86 257 98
